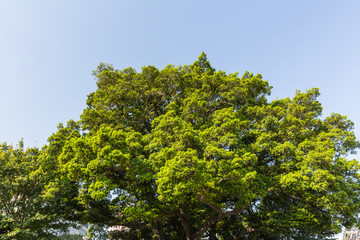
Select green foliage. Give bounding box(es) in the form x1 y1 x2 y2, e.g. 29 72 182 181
43 53 360 240
0 142 69 239
55 234 84 240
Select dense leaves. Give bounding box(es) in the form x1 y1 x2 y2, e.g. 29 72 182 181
0 142 70 239
33 53 360 239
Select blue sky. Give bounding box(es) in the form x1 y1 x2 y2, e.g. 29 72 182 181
1 0 360 165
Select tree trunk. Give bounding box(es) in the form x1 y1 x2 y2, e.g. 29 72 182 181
159 222 166 240
209 224 216 240
176 225 186 240
178 209 194 240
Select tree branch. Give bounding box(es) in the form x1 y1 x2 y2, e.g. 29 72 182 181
194 207 246 240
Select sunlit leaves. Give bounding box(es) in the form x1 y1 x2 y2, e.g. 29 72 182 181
42 54 360 240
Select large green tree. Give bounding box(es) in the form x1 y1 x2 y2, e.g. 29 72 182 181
44 53 360 240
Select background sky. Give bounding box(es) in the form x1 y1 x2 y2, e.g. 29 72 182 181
0 0 359 156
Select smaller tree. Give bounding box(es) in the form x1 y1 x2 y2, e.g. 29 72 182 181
0 142 68 240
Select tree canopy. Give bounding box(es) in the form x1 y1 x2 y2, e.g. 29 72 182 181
21 53 360 239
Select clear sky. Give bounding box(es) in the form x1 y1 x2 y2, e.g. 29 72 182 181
1 0 360 161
